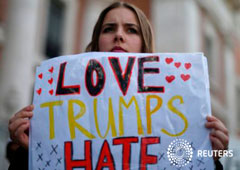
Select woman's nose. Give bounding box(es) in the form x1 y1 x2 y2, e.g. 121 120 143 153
114 28 125 42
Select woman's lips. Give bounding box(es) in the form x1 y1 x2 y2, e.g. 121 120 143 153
111 46 127 52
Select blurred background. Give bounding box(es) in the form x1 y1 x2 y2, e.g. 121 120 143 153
0 0 240 169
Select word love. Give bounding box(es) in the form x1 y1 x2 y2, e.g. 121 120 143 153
40 95 188 140
56 56 165 97
65 136 160 170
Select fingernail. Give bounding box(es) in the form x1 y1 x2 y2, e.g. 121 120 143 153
28 105 34 110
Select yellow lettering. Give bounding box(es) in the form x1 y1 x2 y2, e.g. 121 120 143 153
93 98 117 138
119 96 143 136
146 95 163 134
40 101 63 139
161 95 188 137
68 99 95 139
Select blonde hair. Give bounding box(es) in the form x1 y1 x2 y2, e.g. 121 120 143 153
85 1 154 53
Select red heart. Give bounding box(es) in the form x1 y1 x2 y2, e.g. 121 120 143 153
174 62 181 68
48 78 53 85
49 89 54 95
181 74 190 81
38 73 43 79
36 88 42 95
185 63 191 69
165 58 173 64
165 75 175 83
48 66 54 73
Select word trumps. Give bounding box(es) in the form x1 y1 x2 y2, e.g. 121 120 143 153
40 95 188 140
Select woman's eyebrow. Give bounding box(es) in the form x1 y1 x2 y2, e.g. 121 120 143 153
102 23 116 27
125 23 140 29
102 22 139 27
125 23 139 27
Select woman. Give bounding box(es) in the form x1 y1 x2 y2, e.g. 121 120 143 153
8 1 228 169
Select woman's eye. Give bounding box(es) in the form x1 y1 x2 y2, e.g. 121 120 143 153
127 28 138 34
102 27 114 33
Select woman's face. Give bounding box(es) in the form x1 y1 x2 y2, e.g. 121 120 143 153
98 7 142 53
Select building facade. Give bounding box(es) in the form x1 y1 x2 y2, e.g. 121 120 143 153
0 0 239 168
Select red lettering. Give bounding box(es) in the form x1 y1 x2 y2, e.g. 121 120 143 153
139 137 160 170
138 56 164 93
85 59 106 96
113 137 139 169
64 137 161 170
64 141 92 170
96 140 115 170
108 57 136 96
56 62 81 95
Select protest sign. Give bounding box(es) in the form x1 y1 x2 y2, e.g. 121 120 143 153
30 52 214 169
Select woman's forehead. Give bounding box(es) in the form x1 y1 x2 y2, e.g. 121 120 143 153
103 7 139 25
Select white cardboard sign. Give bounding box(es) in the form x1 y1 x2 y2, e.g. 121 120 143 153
30 52 214 170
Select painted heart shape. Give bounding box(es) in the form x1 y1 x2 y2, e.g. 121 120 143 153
185 63 191 69
48 66 54 73
38 73 43 79
48 77 53 85
174 62 181 68
165 75 175 83
181 74 190 81
165 57 173 64
37 88 42 95
49 89 54 95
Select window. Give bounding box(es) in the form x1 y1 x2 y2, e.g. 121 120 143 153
204 35 213 74
45 0 66 58
203 17 221 90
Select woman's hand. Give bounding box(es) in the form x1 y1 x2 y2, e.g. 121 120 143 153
205 115 229 160
8 105 34 150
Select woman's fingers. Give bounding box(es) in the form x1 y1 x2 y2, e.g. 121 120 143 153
206 115 224 125
205 115 229 160
209 135 225 160
210 130 229 150
14 122 30 149
205 116 228 136
9 118 29 139
9 105 34 126
210 135 224 150
205 121 228 135
8 105 34 149
10 105 34 122
9 111 33 135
